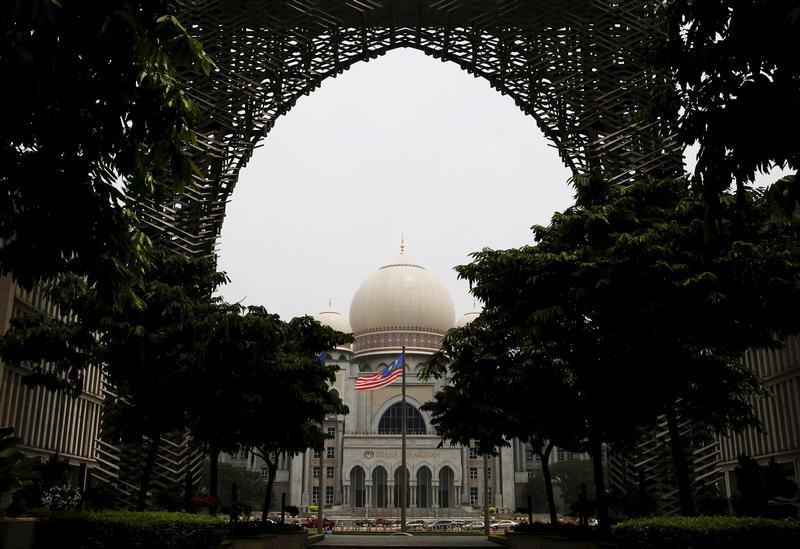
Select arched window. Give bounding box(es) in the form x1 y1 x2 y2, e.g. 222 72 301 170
328 388 340 400
325 353 333 360
378 402 426 435
372 466 388 508
416 466 432 508
359 364 372 373
393 466 410 507
351 466 365 508
438 466 454 508
338 354 347 361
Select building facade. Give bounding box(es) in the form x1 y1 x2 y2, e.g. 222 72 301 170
0 276 103 486
224 246 588 516
718 335 800 496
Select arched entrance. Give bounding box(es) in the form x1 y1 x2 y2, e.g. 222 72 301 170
372 466 388 508
393 466 410 507
416 466 432 508
143 1 680 255
438 466 454 509
351 465 366 508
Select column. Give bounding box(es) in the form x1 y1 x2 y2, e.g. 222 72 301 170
343 484 350 507
432 482 439 508
461 447 469 504
409 481 417 508
301 451 310 506
387 481 395 508
365 480 373 508
500 444 515 511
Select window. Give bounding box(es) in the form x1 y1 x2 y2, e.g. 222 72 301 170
377 402 426 435
525 448 533 461
487 467 492 479
325 486 334 505
326 446 335 459
312 486 319 505
313 466 320 479
359 364 372 373
557 449 565 461
261 467 269 479
469 467 478 480
469 487 479 505
469 447 478 459
312 449 320 459
326 466 335 479
327 426 336 438
527 471 534 481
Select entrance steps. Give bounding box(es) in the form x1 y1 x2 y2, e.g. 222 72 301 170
312 534 504 548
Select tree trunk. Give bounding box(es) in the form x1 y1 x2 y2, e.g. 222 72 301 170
137 433 161 511
261 452 277 522
209 446 220 515
589 433 610 536
665 405 695 515
538 441 558 526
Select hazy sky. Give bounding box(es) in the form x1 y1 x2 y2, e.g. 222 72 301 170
217 49 790 322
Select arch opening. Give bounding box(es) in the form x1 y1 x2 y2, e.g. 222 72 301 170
351 465 366 508
378 402 426 435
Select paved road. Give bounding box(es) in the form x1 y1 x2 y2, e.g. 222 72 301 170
313 535 503 547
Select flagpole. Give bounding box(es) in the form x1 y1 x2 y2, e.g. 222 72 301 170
400 345 407 533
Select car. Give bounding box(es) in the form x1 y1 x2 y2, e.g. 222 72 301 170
426 519 454 530
405 519 425 529
490 520 518 530
301 517 336 529
375 518 395 527
467 521 485 530
451 519 466 528
353 519 376 528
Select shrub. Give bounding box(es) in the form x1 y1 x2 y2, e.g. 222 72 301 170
36 511 227 549
613 516 800 549
230 521 303 537
309 504 318 512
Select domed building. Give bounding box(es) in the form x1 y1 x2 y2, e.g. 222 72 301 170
226 245 588 517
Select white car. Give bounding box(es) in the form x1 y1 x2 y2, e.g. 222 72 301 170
490 520 518 530
467 521 485 530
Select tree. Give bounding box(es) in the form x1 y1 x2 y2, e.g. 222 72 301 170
422 313 586 525
659 0 800 230
455 174 800 525
0 249 227 510
233 314 350 520
0 0 213 303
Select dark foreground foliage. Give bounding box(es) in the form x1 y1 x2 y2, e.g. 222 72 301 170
613 516 800 549
35 511 227 549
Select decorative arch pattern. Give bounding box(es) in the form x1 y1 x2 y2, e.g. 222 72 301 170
372 466 388 508
416 466 433 508
142 1 681 257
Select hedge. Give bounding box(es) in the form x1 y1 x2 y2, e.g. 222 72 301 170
36 511 227 549
613 516 800 549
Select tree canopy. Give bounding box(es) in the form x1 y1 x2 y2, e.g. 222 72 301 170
0 0 213 303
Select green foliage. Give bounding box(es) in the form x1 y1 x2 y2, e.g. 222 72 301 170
0 1 214 304
732 456 799 518
613 516 800 549
309 504 319 512
660 1 800 199
200 461 263 512
35 511 227 549
0 428 39 503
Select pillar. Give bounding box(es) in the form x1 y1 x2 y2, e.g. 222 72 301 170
409 481 417 508
387 481 395 508
365 480 373 508
432 482 439 508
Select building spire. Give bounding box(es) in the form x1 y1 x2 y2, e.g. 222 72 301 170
329 297 332 308
400 234 405 254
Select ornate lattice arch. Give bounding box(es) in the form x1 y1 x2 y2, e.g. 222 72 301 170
143 0 681 256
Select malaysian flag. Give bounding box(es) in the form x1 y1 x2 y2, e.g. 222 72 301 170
354 353 404 391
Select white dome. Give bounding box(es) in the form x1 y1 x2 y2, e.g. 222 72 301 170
314 309 352 334
349 250 455 336
455 309 480 328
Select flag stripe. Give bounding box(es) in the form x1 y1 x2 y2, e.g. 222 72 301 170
354 352 404 391
355 369 402 391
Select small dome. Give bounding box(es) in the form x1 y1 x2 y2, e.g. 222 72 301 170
314 309 352 334
455 309 480 328
349 248 455 336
